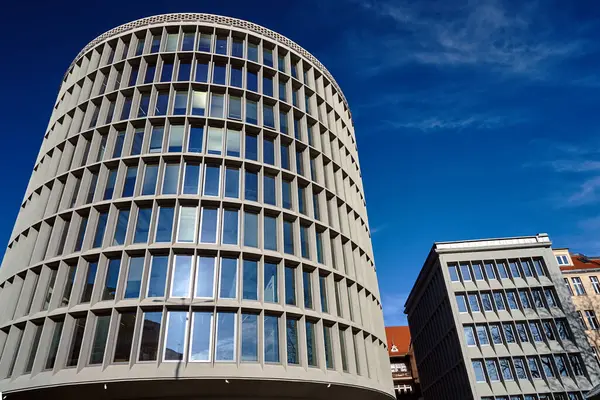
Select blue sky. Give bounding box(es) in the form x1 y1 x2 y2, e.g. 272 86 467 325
2 0 600 326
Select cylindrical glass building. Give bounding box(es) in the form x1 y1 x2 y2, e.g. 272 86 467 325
0 14 392 400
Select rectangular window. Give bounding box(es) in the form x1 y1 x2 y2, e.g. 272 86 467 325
586 310 600 329
225 167 240 198
263 104 275 128
191 90 206 116
190 311 213 362
570 354 585 376
200 207 218 243
213 63 226 85
222 209 239 245
168 125 184 152
177 206 197 243
178 62 191 81
144 63 156 83
282 180 292 210
148 256 168 297
323 325 334 369
24 322 41 372
209 93 224 118
519 290 532 309
449 264 459 281
506 291 519 310
283 220 294 254
319 275 329 313
124 256 144 299
219 258 238 299
464 326 476 346
198 33 212 52
263 48 273 67
114 312 136 362
155 91 169 115
142 164 159 195
155 206 174 243
102 258 121 301
112 208 130 246
66 316 87 367
164 311 187 361
472 263 484 280
497 261 509 279
300 225 309 259
306 320 317 366
521 259 533 277
203 164 221 196
41 268 58 311
285 266 296 305
195 60 209 82
516 323 529 342
533 258 546 276
81 262 97 303
243 259 258 300
476 325 489 345
304 271 313 309
139 311 162 361
455 294 468 313
162 163 180 194
150 126 165 153
122 166 137 197
504 323 516 343
104 168 117 200
246 134 258 160
160 62 173 82
226 129 241 157
45 320 63 370
509 260 521 278
532 288 545 308
61 265 77 306
494 292 506 310
230 65 243 87
89 315 109 364
183 163 200 195
188 125 204 152
228 96 242 120
241 313 258 362
263 76 273 97
264 262 278 303
196 256 215 298
316 231 324 264
286 318 299 364
264 174 276 206
171 255 192 297
460 263 472 281
134 207 152 243
264 214 277 251
528 357 542 379
244 211 259 247
215 312 236 361
540 355 555 377
529 321 543 341
182 32 195 51
232 38 244 57
264 315 280 363
573 277 586 295
486 359 500 381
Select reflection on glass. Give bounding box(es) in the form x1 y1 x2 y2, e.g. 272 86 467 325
171 255 192 297
219 258 238 299
241 313 258 362
216 312 236 361
165 311 187 361
139 311 162 361
190 311 212 361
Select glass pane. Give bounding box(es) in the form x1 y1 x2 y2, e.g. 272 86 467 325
200 207 218 243
226 129 241 156
113 209 130 245
264 215 277 250
306 321 317 366
222 209 239 245
191 91 206 116
134 207 152 243
171 255 192 297
190 311 212 361
244 211 258 247
207 127 223 155
196 256 215 298
45 320 63 369
225 167 240 198
165 311 187 361
324 325 334 369
195 61 209 82
162 163 180 194
102 258 121 301
114 312 136 362
286 318 299 364
265 315 279 363
264 262 278 303
285 266 296 305
89 315 110 364
142 164 158 195
210 93 224 117
81 262 97 303
139 311 162 361
241 313 258 362
168 125 184 151
203 165 221 196
216 312 236 361
303 271 313 309
66 316 87 367
155 206 174 243
244 170 258 201
243 260 258 300
124 257 144 299
219 258 238 299
177 206 197 243
246 134 258 160
188 126 204 152
148 256 168 297
264 175 276 205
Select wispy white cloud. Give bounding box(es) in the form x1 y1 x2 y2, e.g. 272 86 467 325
382 114 513 132
564 177 600 207
350 0 586 78
370 224 388 235
381 292 409 326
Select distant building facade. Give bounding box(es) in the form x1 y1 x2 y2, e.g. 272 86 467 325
555 249 600 362
405 234 600 400
385 326 421 399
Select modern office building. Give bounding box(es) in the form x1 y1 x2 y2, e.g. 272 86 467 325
0 14 392 400
405 234 600 400
385 326 421 399
555 249 600 361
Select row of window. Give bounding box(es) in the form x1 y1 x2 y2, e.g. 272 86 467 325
448 258 548 284
455 288 560 314
63 26 350 123
564 276 600 296
463 318 573 347
5 252 371 328
1 308 375 379
471 353 586 384
577 310 600 331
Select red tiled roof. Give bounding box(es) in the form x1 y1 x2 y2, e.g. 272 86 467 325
561 254 600 272
385 326 411 356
